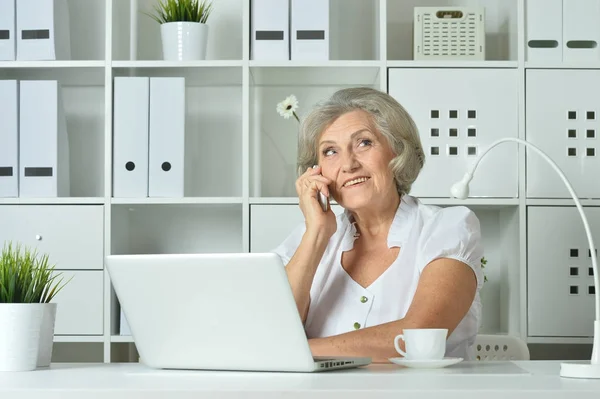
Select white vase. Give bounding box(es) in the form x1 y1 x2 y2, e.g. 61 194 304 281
37 303 57 368
160 21 209 61
0 304 45 372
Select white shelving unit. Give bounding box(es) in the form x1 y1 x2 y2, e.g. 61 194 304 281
1 0 599 362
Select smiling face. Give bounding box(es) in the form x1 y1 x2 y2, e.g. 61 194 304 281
317 109 398 211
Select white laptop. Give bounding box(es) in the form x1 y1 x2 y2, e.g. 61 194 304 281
105 252 371 372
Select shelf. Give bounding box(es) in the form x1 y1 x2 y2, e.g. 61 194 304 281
526 199 600 207
110 76 242 197
419 198 520 208
112 60 243 68
0 61 105 68
0 64 106 86
247 0 379 62
53 335 105 343
112 0 244 61
527 337 594 345
112 65 242 86
386 61 518 69
249 60 382 68
1 0 591 359
328 0 379 61
111 197 244 205
250 197 341 206
248 197 519 208
386 0 519 62
525 62 600 69
250 197 301 205
111 203 244 255
249 65 381 86
0 197 105 205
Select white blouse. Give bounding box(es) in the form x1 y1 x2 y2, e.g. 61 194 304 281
272 194 484 360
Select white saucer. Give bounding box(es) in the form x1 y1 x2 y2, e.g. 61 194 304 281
389 357 463 369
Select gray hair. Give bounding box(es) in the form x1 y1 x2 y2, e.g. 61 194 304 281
297 87 425 196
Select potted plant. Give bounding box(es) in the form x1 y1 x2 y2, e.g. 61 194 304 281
0 242 70 371
146 0 214 61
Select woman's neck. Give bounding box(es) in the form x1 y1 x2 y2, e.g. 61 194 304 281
351 191 401 242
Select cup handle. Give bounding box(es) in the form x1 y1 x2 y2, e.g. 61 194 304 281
394 334 407 357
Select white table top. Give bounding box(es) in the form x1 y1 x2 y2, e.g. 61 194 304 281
1 361 600 398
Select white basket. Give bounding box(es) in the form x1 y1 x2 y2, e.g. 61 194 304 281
413 7 485 61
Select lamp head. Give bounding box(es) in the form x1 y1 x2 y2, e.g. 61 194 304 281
450 173 473 199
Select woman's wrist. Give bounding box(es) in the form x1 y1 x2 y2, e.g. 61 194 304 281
304 225 334 245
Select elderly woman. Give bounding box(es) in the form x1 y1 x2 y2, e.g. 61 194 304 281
272 87 484 364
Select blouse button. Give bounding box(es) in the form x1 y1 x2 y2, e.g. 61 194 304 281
360 296 368 303
354 322 361 329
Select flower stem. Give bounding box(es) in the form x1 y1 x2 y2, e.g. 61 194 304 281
293 111 300 123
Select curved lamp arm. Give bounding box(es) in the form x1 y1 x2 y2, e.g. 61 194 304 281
450 137 599 367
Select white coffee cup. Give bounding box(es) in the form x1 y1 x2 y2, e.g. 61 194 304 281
394 328 448 360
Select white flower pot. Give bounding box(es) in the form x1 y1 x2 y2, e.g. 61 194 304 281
0 304 45 372
160 21 209 61
37 303 57 368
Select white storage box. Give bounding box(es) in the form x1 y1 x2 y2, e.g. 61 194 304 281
562 0 600 63
16 0 71 61
250 0 289 60
291 0 329 61
148 77 185 198
525 69 600 199
18 80 70 197
525 0 562 62
0 80 18 197
0 0 16 60
0 205 104 270
51 270 104 335
527 206 600 338
113 77 150 198
388 68 518 198
413 6 485 61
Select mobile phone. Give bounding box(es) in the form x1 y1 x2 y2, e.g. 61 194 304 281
312 165 328 212
318 191 328 212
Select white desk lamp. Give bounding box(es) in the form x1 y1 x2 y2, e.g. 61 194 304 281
450 137 600 379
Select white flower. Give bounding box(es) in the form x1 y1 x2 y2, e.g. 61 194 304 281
276 95 299 121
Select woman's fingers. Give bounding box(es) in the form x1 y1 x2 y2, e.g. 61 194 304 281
304 178 331 197
296 165 333 201
305 165 328 178
308 165 321 174
303 178 330 198
303 174 331 187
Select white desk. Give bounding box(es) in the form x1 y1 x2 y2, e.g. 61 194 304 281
1 361 600 398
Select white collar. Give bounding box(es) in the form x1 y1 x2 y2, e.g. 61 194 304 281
387 194 415 248
341 194 415 250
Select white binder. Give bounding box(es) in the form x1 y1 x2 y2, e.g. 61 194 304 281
251 0 289 60
0 80 18 197
563 0 600 62
19 80 70 197
0 0 15 60
113 77 149 198
16 0 71 60
149 77 185 198
526 0 562 62
291 0 329 60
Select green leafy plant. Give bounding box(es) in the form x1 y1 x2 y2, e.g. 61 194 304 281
145 0 213 24
0 241 71 303
481 256 488 283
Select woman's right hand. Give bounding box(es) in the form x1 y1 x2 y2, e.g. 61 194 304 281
296 165 337 239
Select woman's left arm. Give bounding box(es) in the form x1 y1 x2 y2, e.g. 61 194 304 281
308 257 478 363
